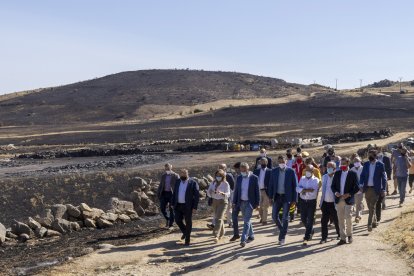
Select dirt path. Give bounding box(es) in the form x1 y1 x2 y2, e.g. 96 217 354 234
47 181 413 276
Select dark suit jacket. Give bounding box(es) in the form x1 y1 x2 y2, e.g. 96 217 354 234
172 178 200 210
226 173 235 190
331 170 360 205
381 156 392 180
255 156 273 169
253 168 272 192
157 171 179 198
232 174 260 209
268 167 298 203
360 161 387 194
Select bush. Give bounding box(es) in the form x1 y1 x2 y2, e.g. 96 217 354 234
194 109 203 114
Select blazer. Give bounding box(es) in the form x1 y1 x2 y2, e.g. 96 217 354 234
359 161 387 195
267 167 298 203
232 174 260 209
226 173 235 190
253 168 272 192
157 171 179 198
381 156 392 180
255 156 273 169
172 178 200 210
331 170 359 205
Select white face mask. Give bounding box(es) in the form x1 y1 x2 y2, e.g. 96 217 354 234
260 153 266 157
279 163 286 169
354 162 361 168
215 176 223 182
305 171 312 178
165 170 171 175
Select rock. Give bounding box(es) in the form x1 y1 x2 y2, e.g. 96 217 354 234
84 218 96 228
131 191 154 210
36 227 48 238
128 177 148 191
118 214 131 223
129 213 139 220
66 204 82 218
144 203 159 216
79 203 93 212
6 231 18 239
11 220 33 236
19 233 30 242
98 243 114 250
37 209 54 228
51 204 68 219
46 229 62 237
51 218 71 233
135 205 145 216
206 174 214 182
96 218 113 229
27 217 42 231
70 222 81 231
0 223 6 244
109 197 134 213
101 213 118 222
76 220 85 228
198 178 209 190
82 208 104 220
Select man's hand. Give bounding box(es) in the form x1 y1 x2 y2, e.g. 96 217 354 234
335 192 341 198
343 193 350 199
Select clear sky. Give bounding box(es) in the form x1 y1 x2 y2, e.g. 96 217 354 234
1 0 413 94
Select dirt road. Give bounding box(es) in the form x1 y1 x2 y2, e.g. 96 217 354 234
47 180 413 276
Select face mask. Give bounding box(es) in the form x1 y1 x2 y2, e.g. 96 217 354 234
165 170 171 175
279 163 286 169
296 158 302 164
327 167 334 174
340 165 348 171
261 164 267 169
215 176 223 182
354 162 361 168
305 171 312 178
260 153 266 157
180 176 188 181
241 172 248 177
286 154 292 158
368 156 375 162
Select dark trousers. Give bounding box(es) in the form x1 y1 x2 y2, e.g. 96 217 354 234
375 193 385 222
160 191 174 226
232 205 241 236
300 199 317 240
409 174 414 189
174 203 193 243
272 194 290 241
321 201 339 240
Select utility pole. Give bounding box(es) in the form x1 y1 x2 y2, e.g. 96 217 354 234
359 79 363 91
399 77 403 92
335 79 338 91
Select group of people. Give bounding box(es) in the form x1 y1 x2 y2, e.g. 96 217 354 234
157 144 412 247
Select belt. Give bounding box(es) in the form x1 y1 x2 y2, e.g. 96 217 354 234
301 198 317 202
177 203 186 205
260 189 267 191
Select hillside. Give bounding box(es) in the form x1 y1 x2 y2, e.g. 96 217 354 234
0 70 312 126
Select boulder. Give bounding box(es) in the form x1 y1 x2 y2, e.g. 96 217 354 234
19 233 30 242
6 231 18 239
37 209 54 228
131 191 153 209
84 218 96 228
51 218 71 233
76 220 85 228
36 227 48 238
128 177 148 191
118 214 131 223
11 220 33 236
70 222 81 231
46 229 62 237
144 203 159 216
101 213 118 223
0 223 6 244
66 204 82 218
96 218 113 229
82 208 104 220
108 197 134 213
51 204 68 219
79 203 93 212
135 205 145 216
198 178 209 190
27 217 42 231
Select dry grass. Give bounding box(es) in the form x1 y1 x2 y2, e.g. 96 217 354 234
384 208 414 260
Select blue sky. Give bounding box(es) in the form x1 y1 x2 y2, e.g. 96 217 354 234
1 0 413 94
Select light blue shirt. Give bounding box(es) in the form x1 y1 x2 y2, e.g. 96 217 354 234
178 180 188 203
277 168 286 194
241 173 251 201
368 161 376 187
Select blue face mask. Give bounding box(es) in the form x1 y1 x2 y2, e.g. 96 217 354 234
327 167 334 174
241 172 248 177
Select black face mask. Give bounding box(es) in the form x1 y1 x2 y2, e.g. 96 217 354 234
261 164 267 169
180 176 188 181
286 154 292 158
368 156 376 162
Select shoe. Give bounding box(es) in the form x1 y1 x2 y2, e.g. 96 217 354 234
214 237 219 243
247 236 255 243
348 236 353 244
337 236 340 240
289 218 294 222
207 224 214 230
279 239 285 246
228 223 233 228
310 229 315 240
382 205 386 210
337 240 347 246
355 217 360 223
372 223 377 228
230 235 240 242
262 221 268 225
184 242 190 246
259 219 263 223
391 191 397 195
320 239 327 244
303 240 308 246
368 226 373 232
240 241 246 248
165 220 169 228
410 188 413 194
399 203 403 208
181 234 186 240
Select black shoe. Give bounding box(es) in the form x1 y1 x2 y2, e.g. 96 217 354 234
391 191 397 195
240 241 246 248
372 223 378 228
336 236 340 240
207 224 214 230
230 235 240 242
337 240 347 246
320 239 327 244
247 236 255 243
348 236 353 244
181 234 186 240
165 220 170 228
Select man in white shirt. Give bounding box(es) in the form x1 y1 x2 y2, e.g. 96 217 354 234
320 161 340 243
253 158 271 225
350 157 364 223
296 165 319 246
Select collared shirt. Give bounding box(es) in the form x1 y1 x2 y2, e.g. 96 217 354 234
323 174 335 203
207 181 231 200
395 155 411 177
368 161 377 186
351 166 363 182
241 172 251 201
286 159 294 168
164 174 172 191
258 168 266 189
340 170 348 195
277 168 286 194
296 176 319 200
178 180 188 203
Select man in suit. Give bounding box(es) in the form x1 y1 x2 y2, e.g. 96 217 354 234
253 158 272 225
377 148 392 210
157 163 179 228
231 162 260 247
254 148 272 169
360 150 387 232
332 157 360 245
268 155 298 246
172 169 200 246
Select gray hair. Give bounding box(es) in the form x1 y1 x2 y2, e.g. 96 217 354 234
260 157 268 163
240 162 250 169
327 161 336 168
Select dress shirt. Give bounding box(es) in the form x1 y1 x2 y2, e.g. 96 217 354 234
164 174 172 191
368 161 377 187
323 174 335 203
277 168 286 194
259 168 266 189
286 159 294 168
340 170 348 195
178 180 188 203
241 173 251 201
207 181 231 200
296 176 319 200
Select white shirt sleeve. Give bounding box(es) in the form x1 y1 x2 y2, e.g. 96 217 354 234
207 182 215 197
296 177 304 193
